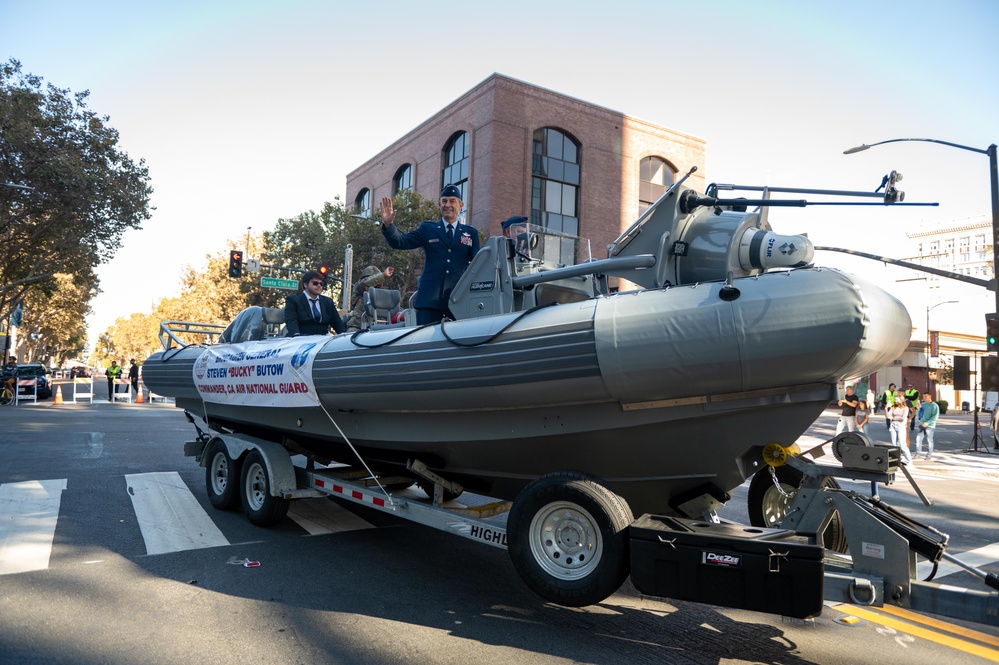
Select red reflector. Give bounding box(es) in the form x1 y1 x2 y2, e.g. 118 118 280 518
333 485 343 494
373 497 385 507
351 490 363 500
315 479 325 488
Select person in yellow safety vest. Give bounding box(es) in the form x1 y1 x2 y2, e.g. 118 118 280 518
106 360 122 402
904 384 920 431
881 382 897 430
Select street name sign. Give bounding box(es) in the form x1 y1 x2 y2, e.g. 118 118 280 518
261 277 299 290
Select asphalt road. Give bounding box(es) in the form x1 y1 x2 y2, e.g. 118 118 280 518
1 394 997 664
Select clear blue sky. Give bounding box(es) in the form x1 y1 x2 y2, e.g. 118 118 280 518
2 0 997 348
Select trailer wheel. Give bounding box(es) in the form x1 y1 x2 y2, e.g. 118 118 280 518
747 465 848 553
240 449 289 527
507 471 632 607
205 439 240 510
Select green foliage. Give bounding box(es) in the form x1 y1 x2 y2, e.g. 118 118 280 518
16 272 93 364
262 191 443 307
936 400 948 415
0 59 153 321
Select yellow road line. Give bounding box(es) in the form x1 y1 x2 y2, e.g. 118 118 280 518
832 604 999 662
875 604 999 648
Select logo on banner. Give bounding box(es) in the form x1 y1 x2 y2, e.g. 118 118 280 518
291 343 317 370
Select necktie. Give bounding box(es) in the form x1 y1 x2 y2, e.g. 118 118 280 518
447 225 454 243
310 299 320 321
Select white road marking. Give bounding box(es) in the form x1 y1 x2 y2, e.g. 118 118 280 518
125 472 230 555
287 497 374 535
917 542 999 580
0 478 68 575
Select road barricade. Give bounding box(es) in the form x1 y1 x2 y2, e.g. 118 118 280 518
143 379 165 403
16 378 37 405
112 378 131 403
73 378 93 404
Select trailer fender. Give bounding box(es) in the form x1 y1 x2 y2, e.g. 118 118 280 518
210 435 297 498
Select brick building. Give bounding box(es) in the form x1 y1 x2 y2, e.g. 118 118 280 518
346 73 706 264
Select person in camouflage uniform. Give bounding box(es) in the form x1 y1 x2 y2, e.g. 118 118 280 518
344 265 394 331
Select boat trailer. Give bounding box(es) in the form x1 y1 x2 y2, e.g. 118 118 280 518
182 415 998 627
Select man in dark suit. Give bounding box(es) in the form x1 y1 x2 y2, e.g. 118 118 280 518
284 269 345 336
379 184 480 325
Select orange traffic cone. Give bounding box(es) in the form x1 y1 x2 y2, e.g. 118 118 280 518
135 387 145 404
53 385 64 405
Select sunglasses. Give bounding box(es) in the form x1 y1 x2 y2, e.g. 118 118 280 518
309 280 324 286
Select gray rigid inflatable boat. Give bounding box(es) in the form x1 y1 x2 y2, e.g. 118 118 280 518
143 178 911 517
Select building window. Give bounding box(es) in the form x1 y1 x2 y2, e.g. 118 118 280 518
531 127 580 235
393 164 413 194
639 156 675 213
441 132 469 203
354 188 371 217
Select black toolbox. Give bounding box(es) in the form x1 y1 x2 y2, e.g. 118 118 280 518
629 514 825 619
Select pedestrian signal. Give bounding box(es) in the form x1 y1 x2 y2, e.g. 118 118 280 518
229 250 243 278
987 312 999 353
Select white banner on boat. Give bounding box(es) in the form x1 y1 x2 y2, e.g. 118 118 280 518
192 338 321 407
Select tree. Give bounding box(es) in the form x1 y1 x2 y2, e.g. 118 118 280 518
16 272 93 364
0 59 153 320
263 191 445 309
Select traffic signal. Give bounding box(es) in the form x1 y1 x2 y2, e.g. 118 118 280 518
228 250 243 278
987 312 999 353
317 264 330 279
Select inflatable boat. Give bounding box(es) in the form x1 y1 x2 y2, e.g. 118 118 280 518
142 172 912 516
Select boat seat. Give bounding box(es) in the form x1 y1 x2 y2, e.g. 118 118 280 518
364 288 402 326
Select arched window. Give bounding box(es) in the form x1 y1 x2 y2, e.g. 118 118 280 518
531 127 580 237
639 156 675 213
393 164 413 194
441 131 469 202
354 188 371 217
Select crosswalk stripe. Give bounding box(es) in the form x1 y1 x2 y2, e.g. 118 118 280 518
125 472 230 555
287 497 375 535
917 542 999 580
0 479 67 575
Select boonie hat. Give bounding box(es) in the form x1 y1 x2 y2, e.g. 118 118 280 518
360 265 379 278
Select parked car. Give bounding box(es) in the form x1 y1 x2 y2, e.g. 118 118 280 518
15 363 52 399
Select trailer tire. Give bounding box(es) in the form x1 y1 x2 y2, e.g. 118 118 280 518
507 471 632 607
747 465 848 553
205 439 240 510
240 449 289 527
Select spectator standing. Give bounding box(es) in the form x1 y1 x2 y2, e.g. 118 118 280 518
855 400 870 435
128 359 140 396
882 383 898 429
379 185 480 326
835 386 860 436
914 393 940 460
886 395 914 465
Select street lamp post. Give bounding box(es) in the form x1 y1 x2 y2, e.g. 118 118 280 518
844 138 999 315
926 300 958 392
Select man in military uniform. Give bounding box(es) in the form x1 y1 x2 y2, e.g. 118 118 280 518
344 265 395 331
379 184 479 326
